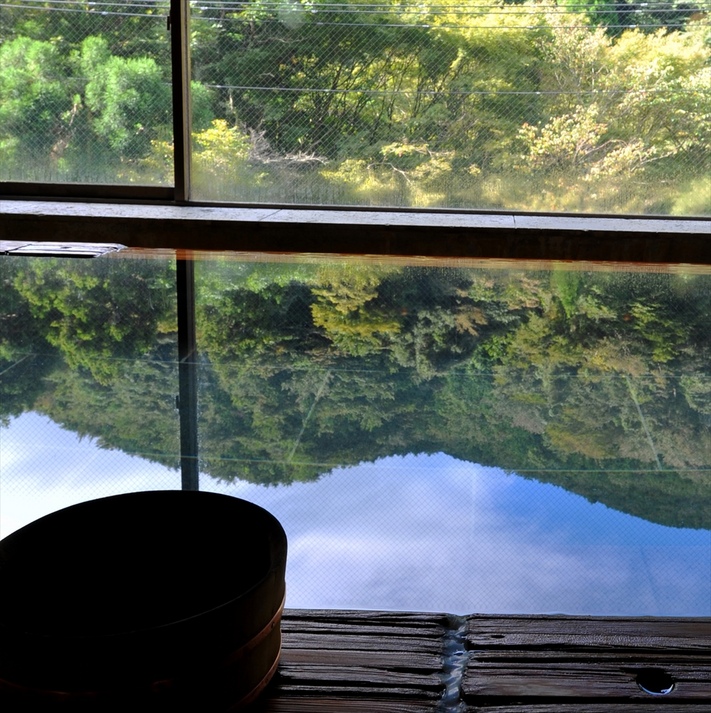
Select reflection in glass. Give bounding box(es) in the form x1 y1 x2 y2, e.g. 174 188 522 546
0 253 180 530
194 258 711 614
195 261 711 526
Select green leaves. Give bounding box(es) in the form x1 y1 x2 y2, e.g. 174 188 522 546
0 37 72 164
0 2 708 210
80 37 171 157
3 256 710 525
12 259 176 385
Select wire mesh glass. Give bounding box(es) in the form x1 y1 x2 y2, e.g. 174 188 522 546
194 256 711 615
189 0 711 213
2 251 710 615
0 1 173 184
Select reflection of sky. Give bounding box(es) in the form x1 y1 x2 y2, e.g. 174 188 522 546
2 412 709 617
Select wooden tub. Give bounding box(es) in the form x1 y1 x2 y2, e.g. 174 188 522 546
0 490 287 711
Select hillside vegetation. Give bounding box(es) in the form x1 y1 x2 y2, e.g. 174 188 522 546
2 257 709 528
1 1 709 212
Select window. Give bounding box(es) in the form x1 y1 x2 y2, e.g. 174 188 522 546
1 1 709 216
0 1 172 192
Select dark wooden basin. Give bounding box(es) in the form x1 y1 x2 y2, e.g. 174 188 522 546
0 490 287 711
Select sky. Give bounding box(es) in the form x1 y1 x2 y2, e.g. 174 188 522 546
1 411 709 616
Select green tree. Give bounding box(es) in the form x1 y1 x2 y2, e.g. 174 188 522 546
0 258 61 423
37 343 181 470
311 265 401 356
0 37 73 175
79 36 172 162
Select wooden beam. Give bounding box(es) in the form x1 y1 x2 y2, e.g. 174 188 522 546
253 610 448 712
2 201 710 265
463 615 711 707
246 611 711 711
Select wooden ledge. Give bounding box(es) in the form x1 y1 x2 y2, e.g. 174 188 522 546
256 610 711 712
1 200 711 264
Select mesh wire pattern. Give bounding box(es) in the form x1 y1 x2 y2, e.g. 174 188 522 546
0 1 709 212
1 251 710 614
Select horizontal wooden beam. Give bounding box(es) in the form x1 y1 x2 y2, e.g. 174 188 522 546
249 611 711 712
1 201 710 265
255 610 448 712
464 614 711 708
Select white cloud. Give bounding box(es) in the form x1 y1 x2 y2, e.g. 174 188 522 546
0 413 178 537
2 415 709 616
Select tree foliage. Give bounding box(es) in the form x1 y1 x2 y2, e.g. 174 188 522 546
11 258 175 384
7 256 709 527
0 1 708 211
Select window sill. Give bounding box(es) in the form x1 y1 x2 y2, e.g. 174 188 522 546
1 200 710 266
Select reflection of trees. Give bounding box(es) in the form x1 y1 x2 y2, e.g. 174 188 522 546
1 260 60 423
12 258 176 384
198 349 443 485
0 355 59 427
2 259 709 528
1 258 179 463
196 264 710 528
37 340 180 469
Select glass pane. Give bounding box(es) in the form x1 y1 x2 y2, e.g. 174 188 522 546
190 1 711 214
0 252 180 536
0 1 172 184
195 256 711 615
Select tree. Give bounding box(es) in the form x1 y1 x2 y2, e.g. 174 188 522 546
0 258 61 423
311 265 401 356
37 343 181 470
0 37 73 176
1 1 709 204
78 36 172 168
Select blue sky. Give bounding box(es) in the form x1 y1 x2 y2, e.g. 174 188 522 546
2 412 709 616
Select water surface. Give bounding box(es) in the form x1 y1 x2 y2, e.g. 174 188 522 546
1 254 709 615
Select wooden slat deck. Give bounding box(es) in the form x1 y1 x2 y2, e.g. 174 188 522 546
464 615 711 711
253 610 710 712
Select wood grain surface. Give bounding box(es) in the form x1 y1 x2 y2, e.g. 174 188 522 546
253 610 448 712
464 615 711 708
247 611 710 711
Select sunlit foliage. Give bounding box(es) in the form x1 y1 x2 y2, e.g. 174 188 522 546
0 1 708 212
